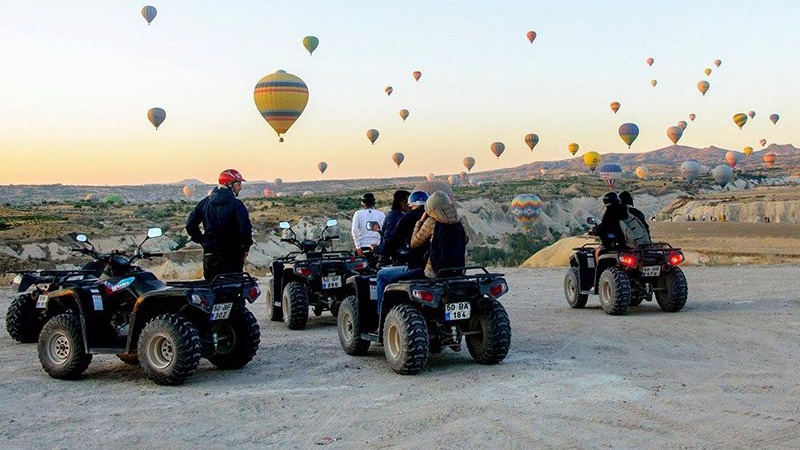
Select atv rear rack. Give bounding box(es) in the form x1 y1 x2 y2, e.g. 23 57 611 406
167 272 258 289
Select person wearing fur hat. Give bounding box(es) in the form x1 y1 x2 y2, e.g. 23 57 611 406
411 191 468 278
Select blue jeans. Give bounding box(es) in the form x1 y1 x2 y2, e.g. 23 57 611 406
376 266 423 313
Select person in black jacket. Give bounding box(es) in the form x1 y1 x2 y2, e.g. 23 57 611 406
593 191 629 262
186 169 253 280
619 190 650 235
376 189 409 265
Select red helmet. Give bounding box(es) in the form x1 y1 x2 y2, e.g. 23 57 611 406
219 169 245 185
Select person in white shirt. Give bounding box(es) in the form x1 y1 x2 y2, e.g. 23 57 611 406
351 193 385 257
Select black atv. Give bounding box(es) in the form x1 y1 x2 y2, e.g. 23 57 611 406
564 217 689 315
36 228 261 385
265 219 369 329
6 233 121 343
337 266 511 375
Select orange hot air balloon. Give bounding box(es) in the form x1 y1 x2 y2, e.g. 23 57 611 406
526 30 537 43
689 113 696 121
412 71 422 81
610 101 620 114
635 166 648 179
666 126 683 145
650 79 657 87
583 151 601 172
714 59 722 67
697 80 710 96
733 113 748 130
646 57 654 66
392 152 405 167
317 161 327 174
568 143 579 155
399 109 409 121
385 86 393 96
763 152 776 168
743 146 753 156
490 142 505 158
725 150 741 168
366 129 379 144
182 185 195 198
704 68 712 76
463 156 475 172
253 70 309 142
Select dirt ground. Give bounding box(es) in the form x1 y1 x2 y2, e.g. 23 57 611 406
1 266 799 449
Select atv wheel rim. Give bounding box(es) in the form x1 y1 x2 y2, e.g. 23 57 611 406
341 311 354 342
566 276 577 299
386 323 401 359
146 333 174 369
212 323 236 355
45 331 71 365
600 280 613 302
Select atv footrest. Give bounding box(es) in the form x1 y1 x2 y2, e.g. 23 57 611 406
360 332 380 342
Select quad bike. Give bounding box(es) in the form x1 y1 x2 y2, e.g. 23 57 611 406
563 217 688 315
265 219 369 329
337 266 511 375
36 227 261 385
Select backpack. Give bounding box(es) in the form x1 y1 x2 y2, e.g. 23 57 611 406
429 221 468 276
619 206 651 247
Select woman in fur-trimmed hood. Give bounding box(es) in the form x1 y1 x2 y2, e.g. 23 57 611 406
411 190 464 278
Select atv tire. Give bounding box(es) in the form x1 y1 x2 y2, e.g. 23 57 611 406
116 353 139 365
7 293 47 343
265 283 283 322
564 267 588 309
138 314 202 386
655 267 688 312
466 299 511 365
282 281 309 330
207 308 261 369
383 304 428 375
598 268 631 315
338 295 370 356
38 313 92 379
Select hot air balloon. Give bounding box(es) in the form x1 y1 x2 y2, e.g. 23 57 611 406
366 129 379 144
490 142 505 158
141 5 157 25
253 70 309 142
599 163 623 189
302 36 319 55
689 113 696 121
399 109 409 121
704 68 712 76
385 86 393 96
610 101 620 114
733 113 748 129
769 113 780 125
317 162 327 174
526 30 537 43
263 187 274 197
524 133 539 150
748 110 756 119
646 57 654 66
763 152 776 168
651 79 657 87
618 123 639 148
760 139 767 147
667 126 683 145
568 143 579 155
426 173 436 182
743 146 753 156
712 164 732 187
583 151 601 172
274 178 283 187
147 107 166 130
510 194 543 228
635 166 648 179
677 120 688 130
447 175 460 187
714 59 722 67
412 71 422 81
680 160 702 184
182 185 195 198
459 171 468 181
413 180 455 202
697 80 710 96
392 152 405 168
725 150 742 168
463 157 476 172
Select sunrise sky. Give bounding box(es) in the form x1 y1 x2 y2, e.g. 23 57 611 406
1 1 798 185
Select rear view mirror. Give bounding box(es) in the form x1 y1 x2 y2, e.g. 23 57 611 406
147 227 163 238
367 221 381 232
586 216 598 225
279 221 291 229
326 219 338 227
75 234 88 243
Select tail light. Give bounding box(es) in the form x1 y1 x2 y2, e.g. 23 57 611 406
412 289 435 303
189 293 211 311
619 255 638 268
295 266 312 277
246 285 261 302
668 251 684 266
488 282 508 298
351 258 368 271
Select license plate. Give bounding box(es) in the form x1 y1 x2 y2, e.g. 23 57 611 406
444 302 471 321
322 275 342 289
210 303 233 320
36 294 48 309
641 266 661 277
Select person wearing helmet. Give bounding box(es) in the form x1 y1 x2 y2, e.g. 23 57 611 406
186 169 253 280
593 191 629 262
351 193 385 259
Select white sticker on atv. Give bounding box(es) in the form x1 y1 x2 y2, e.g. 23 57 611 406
36 294 48 309
92 294 104 311
369 284 378 300
13 274 23 285
210 303 233 320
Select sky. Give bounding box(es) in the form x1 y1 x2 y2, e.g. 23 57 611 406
1 1 798 185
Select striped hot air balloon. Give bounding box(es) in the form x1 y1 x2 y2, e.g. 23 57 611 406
680 160 702 184
141 5 157 25
490 142 505 158
524 133 539 150
463 157 475 172
618 123 639 148
366 129 379 144
302 36 319 55
253 70 309 142
526 30 537 43
733 113 748 130
599 163 623 189
317 162 328 174
399 109 409 121
510 194 543 229
147 107 166 130
392 152 404 167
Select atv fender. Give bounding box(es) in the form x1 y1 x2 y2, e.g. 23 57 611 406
345 275 379 335
126 290 196 354
42 289 91 351
595 253 619 290
570 252 596 292
270 261 285 302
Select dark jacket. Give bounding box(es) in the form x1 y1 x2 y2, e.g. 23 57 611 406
596 203 629 249
384 206 426 269
186 187 253 254
376 209 404 257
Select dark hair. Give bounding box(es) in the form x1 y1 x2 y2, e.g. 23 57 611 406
360 192 376 207
619 191 634 206
391 190 410 211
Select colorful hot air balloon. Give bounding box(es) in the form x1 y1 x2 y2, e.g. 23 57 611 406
635 166 648 179
253 70 309 142
677 120 688 130
680 160 702 184
399 109 409 121
412 71 422 81
697 80 710 96
712 164 732 187
704 68 712 76
524 133 539 150
583 151 601 172
510 194 543 228
646 57 654 66
263 187 274 197
650 79 657 87
760 139 767 147
147 107 166 130
392 152 404 167
385 86 393 96
689 113 696 121
526 30 537 43
366 129 379 144
714 59 722 67
667 126 683 145
568 143 579 155
748 110 756 119
302 36 319 55
599 163 623 189
490 142 505 158
274 178 283 186
769 113 780 125
182 185 195 198
618 123 639 148
733 113 748 129
725 150 742 168
317 161 327 174
463 157 476 172
743 146 753 156
763 152 776 168
141 5 157 25
610 101 620 114
413 180 454 202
